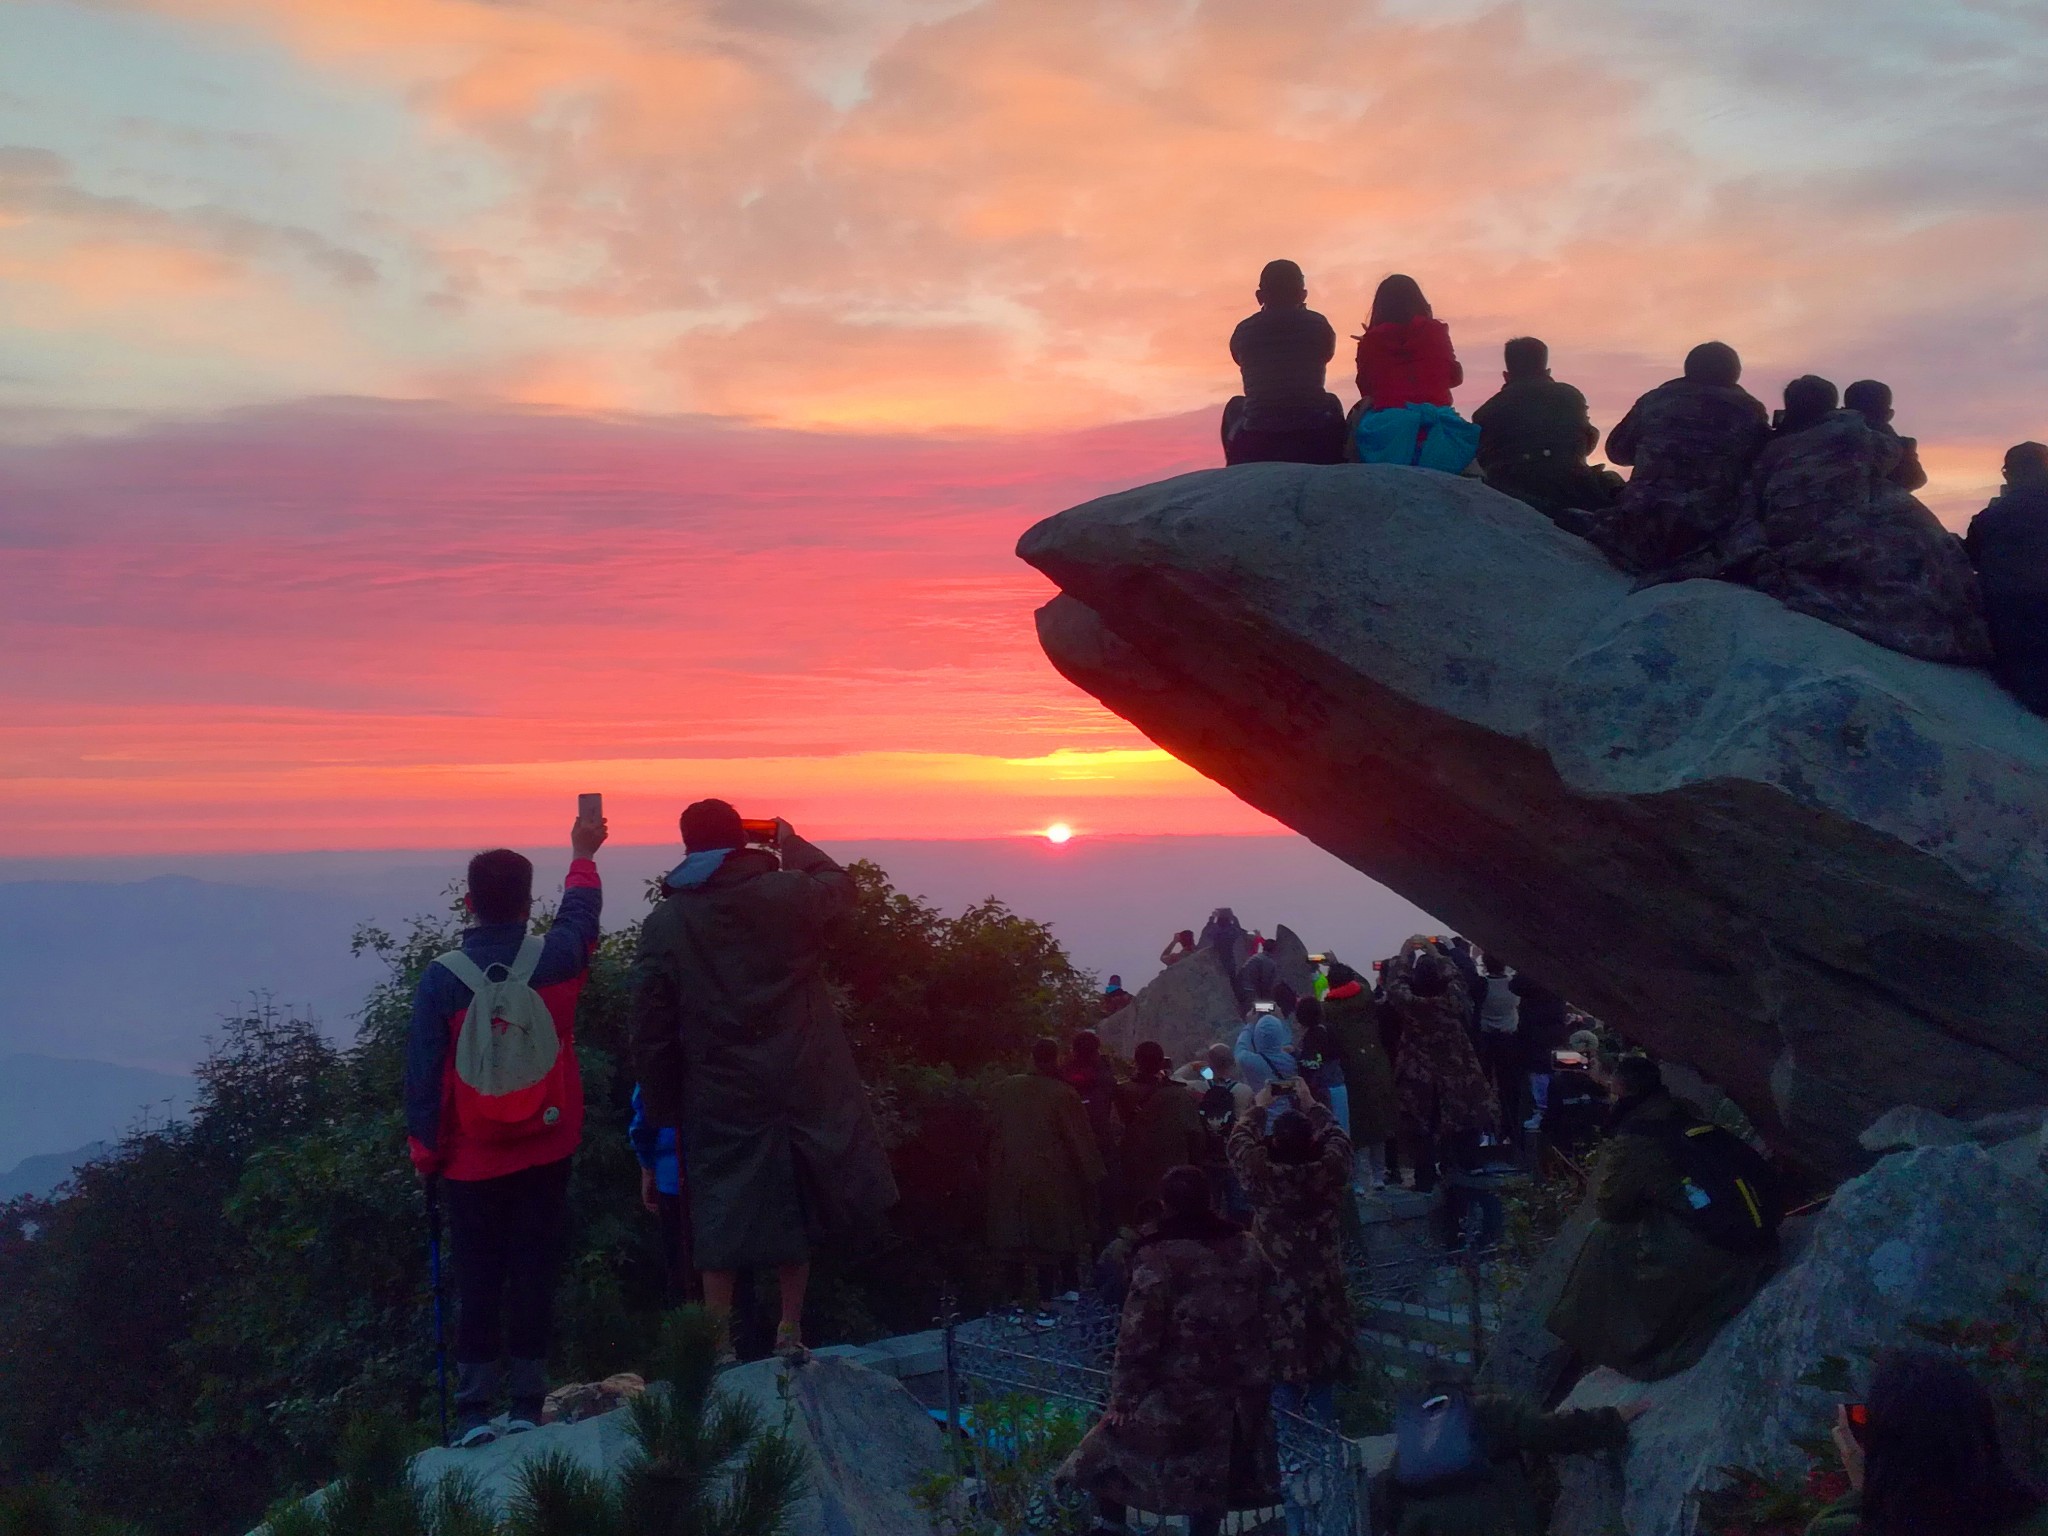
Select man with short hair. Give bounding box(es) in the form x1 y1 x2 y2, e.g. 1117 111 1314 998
630 800 898 1362
1965 442 2048 714
1843 379 1929 491
1588 341 1769 577
405 817 607 1445
1471 337 1617 526
1222 259 1346 466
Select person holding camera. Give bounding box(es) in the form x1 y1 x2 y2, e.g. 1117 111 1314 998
630 800 897 1363
1808 1350 2045 1536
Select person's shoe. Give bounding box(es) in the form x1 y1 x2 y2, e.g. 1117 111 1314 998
452 1419 500 1449
1524 1112 1545 1132
773 1322 810 1363
501 1414 541 1437
1030 1309 1059 1330
1057 1290 1081 1304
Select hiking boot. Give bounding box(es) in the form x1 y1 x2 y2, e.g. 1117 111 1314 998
453 1360 502 1446
501 1416 541 1436
773 1322 810 1363
505 1358 548 1429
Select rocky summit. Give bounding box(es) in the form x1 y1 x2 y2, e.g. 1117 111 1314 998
1018 463 2048 1177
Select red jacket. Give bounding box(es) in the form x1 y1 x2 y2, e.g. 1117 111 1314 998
405 860 601 1181
1354 317 1462 409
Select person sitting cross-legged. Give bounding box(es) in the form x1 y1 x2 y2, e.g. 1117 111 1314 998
1471 336 1618 527
1222 259 1346 466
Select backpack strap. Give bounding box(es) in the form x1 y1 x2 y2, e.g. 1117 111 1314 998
507 934 546 987
434 949 491 995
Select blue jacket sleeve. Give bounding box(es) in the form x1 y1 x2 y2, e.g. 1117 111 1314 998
627 1085 661 1170
404 963 456 1160
530 861 603 988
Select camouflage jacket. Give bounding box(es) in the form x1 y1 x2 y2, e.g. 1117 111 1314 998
1590 377 1768 575
1228 1103 1358 1385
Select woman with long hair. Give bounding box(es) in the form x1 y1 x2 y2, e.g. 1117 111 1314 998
1808 1349 2045 1536
1354 274 1463 411
1351 274 1475 470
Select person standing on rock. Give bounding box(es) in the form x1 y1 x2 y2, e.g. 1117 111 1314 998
404 818 606 1445
1222 259 1347 467
630 801 898 1364
1058 1165 1280 1536
1471 337 1618 526
1381 939 1497 1195
1546 1057 1779 1382
1115 1041 1211 1222
984 1038 1107 1320
1508 972 1571 1135
1320 961 1398 1190
1586 340 1769 578
1965 442 2048 715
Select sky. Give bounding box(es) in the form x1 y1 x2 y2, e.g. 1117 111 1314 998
4 0 2046 854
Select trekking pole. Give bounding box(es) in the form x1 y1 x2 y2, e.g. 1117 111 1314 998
427 1173 449 1448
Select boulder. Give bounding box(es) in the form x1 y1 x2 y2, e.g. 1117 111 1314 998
1547 1141 2048 1535
399 1355 947 1536
1269 923 1317 1002
1105 943 1243 1063
1019 464 2048 1176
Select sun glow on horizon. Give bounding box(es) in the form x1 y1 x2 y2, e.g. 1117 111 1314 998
1043 822 1074 844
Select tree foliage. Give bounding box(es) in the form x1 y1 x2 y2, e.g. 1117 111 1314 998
0 858 1090 1534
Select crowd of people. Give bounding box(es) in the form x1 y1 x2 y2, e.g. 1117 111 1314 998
1224 259 2048 710
391 821 2044 1536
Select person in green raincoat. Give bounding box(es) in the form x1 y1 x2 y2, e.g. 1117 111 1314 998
1114 1040 1210 1222
1381 1390 1644 1535
984 1038 1107 1306
1546 1058 1777 1381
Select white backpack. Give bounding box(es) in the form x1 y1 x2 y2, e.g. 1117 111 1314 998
435 936 563 1137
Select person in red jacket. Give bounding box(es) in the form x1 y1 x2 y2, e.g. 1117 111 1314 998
1353 274 1463 411
405 817 606 1444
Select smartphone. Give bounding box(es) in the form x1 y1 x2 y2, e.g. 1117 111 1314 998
1552 1050 1588 1070
577 792 603 824
740 817 779 845
1845 1403 1869 1445
1308 953 1328 965
1200 1066 1215 1082
1253 1001 1278 1015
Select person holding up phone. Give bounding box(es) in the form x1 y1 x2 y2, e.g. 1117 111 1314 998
1806 1351 2046 1536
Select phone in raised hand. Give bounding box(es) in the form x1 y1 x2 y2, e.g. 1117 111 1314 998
578 793 603 825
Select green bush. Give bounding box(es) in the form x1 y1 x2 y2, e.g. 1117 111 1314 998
0 859 1092 1534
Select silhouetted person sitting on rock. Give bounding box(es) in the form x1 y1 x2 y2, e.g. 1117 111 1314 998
1471 336 1617 527
1806 1348 2047 1536
1587 341 1768 577
1223 260 1346 467
1965 443 2048 715
1547 1057 1779 1382
1844 379 1928 492
1692 375 1991 664
1351 274 1476 471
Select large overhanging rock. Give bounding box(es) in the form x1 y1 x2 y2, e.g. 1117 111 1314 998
1018 464 2048 1176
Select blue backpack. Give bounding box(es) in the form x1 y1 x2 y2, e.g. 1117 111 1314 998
1355 403 1481 473
1393 1391 1486 1493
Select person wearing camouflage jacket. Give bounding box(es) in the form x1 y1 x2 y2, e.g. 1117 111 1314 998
1382 939 1498 1193
1058 1171 1281 1529
1227 1092 1357 1390
1587 343 1769 577
1700 395 1992 664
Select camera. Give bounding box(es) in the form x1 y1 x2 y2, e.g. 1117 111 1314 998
740 818 779 845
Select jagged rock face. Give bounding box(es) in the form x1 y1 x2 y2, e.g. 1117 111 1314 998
1018 464 2048 1176
1551 1134 2048 1535
1104 943 1243 1064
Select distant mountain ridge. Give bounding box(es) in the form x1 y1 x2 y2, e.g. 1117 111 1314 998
0 1054 191 1173
0 1140 111 1202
